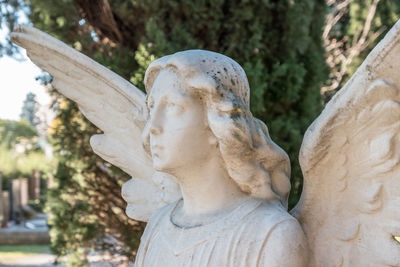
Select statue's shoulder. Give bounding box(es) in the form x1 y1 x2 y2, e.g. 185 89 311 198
245 200 308 266
244 199 300 231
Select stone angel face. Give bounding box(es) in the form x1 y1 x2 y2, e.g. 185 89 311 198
144 69 214 173
11 20 400 267
141 51 291 207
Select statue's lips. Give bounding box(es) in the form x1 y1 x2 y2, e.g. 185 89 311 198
151 145 163 150
151 145 163 157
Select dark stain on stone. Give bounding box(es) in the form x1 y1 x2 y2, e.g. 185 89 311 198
230 111 241 120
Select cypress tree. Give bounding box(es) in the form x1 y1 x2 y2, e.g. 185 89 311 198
20 92 40 128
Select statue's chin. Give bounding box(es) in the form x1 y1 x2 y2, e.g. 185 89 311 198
125 204 152 222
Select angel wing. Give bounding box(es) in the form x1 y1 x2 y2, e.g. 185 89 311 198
11 25 181 222
292 20 400 266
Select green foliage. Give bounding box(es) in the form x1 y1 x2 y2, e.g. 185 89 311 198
0 119 37 148
0 244 50 254
0 0 28 57
0 119 54 189
44 97 143 264
326 0 400 94
347 0 400 74
3 0 328 264
130 44 156 90
0 146 52 178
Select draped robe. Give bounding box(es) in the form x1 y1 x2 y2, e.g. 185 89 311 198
135 198 308 267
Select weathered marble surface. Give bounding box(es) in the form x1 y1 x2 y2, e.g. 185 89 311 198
10 19 400 267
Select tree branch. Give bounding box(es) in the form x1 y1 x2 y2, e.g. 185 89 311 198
322 0 384 93
74 0 141 50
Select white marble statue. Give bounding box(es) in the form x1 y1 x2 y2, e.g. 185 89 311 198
10 20 400 267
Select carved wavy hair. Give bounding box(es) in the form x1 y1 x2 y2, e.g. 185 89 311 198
143 50 291 208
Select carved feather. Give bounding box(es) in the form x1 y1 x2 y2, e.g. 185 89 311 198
11 25 181 222
294 20 400 267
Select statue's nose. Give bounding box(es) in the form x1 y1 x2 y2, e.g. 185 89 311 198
150 124 162 135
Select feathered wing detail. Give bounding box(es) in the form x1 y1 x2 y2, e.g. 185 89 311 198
292 20 400 267
11 25 181 222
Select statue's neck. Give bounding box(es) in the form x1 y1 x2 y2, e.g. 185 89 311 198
169 154 248 225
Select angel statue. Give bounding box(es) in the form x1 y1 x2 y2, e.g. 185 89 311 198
10 19 400 267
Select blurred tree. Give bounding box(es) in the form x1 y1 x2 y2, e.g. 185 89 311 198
322 0 400 101
0 119 54 186
0 119 37 148
0 0 29 58
2 0 329 265
20 92 40 128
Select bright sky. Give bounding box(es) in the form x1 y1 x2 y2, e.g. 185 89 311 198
0 22 51 121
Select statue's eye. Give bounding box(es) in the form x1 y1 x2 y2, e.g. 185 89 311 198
167 102 176 108
166 102 183 114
